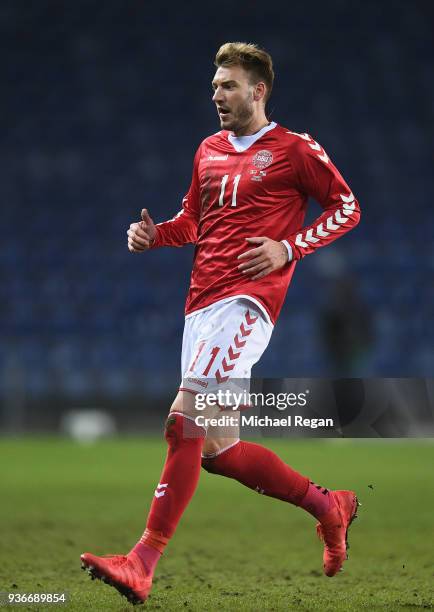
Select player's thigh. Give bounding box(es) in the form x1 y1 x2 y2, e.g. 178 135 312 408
181 299 273 394
169 390 220 420
203 419 240 456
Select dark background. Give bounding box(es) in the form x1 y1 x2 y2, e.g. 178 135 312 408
1 1 433 431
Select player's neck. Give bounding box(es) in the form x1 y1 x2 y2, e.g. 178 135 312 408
231 115 270 137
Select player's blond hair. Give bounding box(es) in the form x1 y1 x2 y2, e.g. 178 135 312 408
214 42 274 103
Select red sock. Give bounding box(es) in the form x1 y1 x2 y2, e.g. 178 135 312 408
131 538 161 575
131 412 205 574
202 440 309 505
297 480 333 520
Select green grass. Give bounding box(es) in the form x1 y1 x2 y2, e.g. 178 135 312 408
0 438 433 611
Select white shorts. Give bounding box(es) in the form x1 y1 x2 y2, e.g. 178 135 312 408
180 297 273 403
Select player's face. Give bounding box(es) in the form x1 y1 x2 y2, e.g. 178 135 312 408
212 65 257 133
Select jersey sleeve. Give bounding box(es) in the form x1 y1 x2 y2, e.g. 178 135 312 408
151 145 202 248
284 133 361 261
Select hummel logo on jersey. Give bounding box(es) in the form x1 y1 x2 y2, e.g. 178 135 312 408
208 154 228 161
295 192 356 248
154 483 168 498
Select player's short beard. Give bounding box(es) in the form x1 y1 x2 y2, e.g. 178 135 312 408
225 92 255 133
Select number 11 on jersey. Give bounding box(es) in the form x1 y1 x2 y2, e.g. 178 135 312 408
219 174 241 207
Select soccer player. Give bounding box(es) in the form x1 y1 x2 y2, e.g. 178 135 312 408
81 42 361 605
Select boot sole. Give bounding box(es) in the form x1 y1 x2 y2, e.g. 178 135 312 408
345 494 361 561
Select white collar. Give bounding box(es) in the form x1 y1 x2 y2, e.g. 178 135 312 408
228 121 277 152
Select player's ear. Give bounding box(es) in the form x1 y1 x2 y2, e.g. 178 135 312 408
253 82 266 102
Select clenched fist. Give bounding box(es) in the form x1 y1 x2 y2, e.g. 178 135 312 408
127 209 157 253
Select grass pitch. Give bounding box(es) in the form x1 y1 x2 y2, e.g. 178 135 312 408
0 437 433 611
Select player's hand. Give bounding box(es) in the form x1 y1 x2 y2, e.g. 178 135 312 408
237 237 290 280
127 209 157 253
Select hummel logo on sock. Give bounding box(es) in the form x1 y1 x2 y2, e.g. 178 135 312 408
154 483 168 498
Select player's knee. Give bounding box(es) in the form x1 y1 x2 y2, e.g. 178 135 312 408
164 412 205 449
201 439 221 473
164 413 183 447
201 455 218 474
201 439 240 474
201 452 231 475
202 437 221 457
169 391 197 418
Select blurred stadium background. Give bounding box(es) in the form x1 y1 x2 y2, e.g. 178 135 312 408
1 1 433 433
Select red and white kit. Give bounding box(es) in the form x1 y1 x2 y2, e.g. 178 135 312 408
151 122 360 393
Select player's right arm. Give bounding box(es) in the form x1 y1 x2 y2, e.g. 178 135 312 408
127 146 201 253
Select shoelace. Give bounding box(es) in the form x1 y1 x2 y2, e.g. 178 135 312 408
100 553 149 578
101 555 128 566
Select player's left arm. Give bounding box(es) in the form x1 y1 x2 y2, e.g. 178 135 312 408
283 134 361 261
238 135 360 279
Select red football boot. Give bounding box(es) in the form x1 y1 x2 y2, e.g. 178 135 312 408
80 551 152 605
316 490 360 577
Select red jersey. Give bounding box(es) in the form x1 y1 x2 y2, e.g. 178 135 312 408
152 122 360 323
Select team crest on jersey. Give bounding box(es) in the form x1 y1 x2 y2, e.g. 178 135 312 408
252 149 273 169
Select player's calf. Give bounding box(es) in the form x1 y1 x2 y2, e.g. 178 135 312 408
201 440 360 576
81 401 207 604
